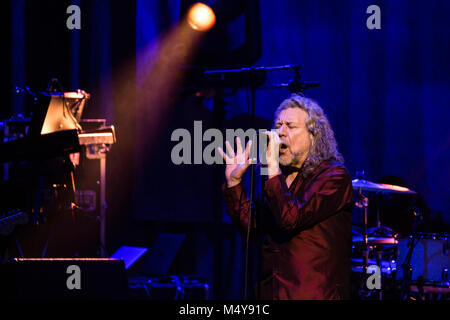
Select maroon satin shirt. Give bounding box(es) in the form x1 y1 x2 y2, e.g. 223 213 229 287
222 160 353 300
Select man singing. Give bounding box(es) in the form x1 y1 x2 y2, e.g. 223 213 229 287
218 94 353 300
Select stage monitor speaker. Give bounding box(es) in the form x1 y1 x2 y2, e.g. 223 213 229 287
0 258 128 300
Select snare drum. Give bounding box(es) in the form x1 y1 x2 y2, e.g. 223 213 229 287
396 233 450 284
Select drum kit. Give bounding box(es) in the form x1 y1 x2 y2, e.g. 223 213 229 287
351 177 450 300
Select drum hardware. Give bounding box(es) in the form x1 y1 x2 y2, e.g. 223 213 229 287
352 175 418 300
408 281 450 300
352 178 413 242
442 268 448 281
397 231 450 299
351 256 397 275
352 203 450 301
399 208 423 300
354 186 371 298
352 236 398 245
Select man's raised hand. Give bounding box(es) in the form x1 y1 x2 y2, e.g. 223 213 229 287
218 137 255 188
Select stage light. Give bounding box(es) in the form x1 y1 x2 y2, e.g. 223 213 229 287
180 0 261 67
187 2 216 31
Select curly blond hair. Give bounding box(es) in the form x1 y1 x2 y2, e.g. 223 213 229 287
274 94 344 177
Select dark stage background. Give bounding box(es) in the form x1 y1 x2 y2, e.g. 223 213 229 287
1 0 449 299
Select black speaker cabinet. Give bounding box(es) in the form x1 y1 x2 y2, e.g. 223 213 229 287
1 258 128 300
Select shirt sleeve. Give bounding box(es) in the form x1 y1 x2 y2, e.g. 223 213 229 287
263 165 353 231
222 182 252 232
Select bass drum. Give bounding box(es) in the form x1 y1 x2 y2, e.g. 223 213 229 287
396 233 449 283
395 233 450 300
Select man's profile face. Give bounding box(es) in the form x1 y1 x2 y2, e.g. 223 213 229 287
274 107 312 168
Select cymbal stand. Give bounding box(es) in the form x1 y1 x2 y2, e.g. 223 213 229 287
355 187 369 298
368 192 395 238
372 193 388 300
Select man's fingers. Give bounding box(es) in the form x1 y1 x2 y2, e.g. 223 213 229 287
225 140 235 158
263 131 281 160
263 131 278 141
220 139 262 165
263 131 274 150
236 137 243 156
263 131 271 139
217 147 228 161
271 130 281 145
218 147 234 164
244 140 253 160
243 157 256 170
263 131 280 148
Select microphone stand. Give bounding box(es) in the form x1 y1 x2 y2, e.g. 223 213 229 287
246 88 255 300
203 64 319 300
204 66 267 300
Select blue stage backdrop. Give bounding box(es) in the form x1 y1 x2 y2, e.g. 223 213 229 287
132 0 450 226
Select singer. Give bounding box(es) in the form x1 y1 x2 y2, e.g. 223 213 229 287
219 94 353 300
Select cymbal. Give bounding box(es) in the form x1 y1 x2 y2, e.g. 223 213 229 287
352 179 416 194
